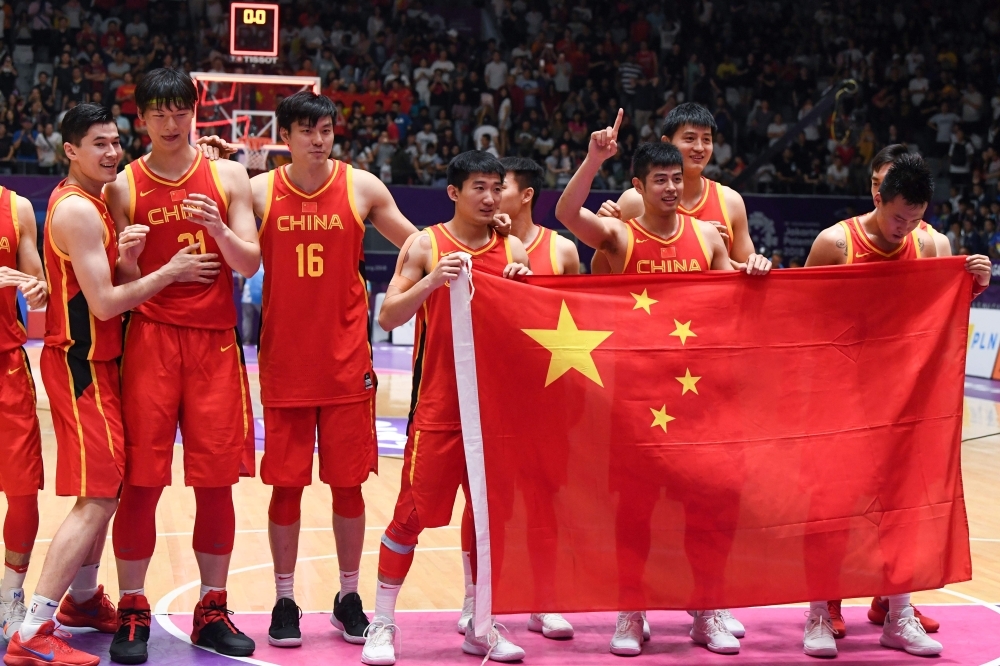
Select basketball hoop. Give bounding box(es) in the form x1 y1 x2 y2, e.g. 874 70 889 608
243 136 271 172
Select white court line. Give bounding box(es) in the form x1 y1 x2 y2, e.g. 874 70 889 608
934 587 1000 666
152 546 460 666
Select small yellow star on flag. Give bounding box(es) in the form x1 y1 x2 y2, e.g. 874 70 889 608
670 319 697 345
650 405 676 433
522 301 613 387
631 289 658 314
676 368 700 395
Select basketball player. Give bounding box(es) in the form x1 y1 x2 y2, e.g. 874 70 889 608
0 188 45 643
102 68 261 663
594 103 770 276
248 92 423 647
3 103 219 666
361 151 530 665
555 115 744 656
821 144 947 641
802 155 989 658
453 155 579 640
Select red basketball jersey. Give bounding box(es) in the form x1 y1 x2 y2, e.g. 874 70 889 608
0 187 26 354
679 176 733 253
617 216 712 275
838 216 922 264
124 152 236 329
43 181 122 361
409 224 512 430
258 161 374 407
524 226 561 276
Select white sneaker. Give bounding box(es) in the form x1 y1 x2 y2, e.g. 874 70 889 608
457 592 474 634
690 610 740 654
361 616 399 665
880 609 943 656
610 611 643 656
641 611 650 641
461 619 525 662
803 608 838 658
527 613 574 639
1 589 26 642
716 609 745 638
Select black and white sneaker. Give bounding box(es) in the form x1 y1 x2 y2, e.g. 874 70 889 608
330 592 370 644
268 598 302 647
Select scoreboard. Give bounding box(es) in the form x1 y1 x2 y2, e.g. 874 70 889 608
230 2 279 61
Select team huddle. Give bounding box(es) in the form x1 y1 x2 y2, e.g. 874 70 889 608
0 68 990 666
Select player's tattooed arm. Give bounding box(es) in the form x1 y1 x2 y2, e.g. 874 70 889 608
805 226 849 267
915 228 937 258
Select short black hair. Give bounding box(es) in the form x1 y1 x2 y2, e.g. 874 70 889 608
276 91 337 134
879 154 933 206
60 103 115 146
447 150 505 189
135 68 197 113
500 156 544 210
632 142 684 182
871 143 909 175
661 102 717 139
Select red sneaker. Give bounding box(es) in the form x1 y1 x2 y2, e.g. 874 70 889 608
867 597 939 633
55 585 117 633
827 600 846 638
3 620 99 666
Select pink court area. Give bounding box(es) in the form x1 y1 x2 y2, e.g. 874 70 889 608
68 604 1000 665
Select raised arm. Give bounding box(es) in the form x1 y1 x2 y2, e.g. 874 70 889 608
554 108 629 254
186 159 261 278
52 196 221 321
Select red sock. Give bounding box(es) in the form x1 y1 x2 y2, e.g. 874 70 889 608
113 485 163 560
193 486 235 556
3 494 39 555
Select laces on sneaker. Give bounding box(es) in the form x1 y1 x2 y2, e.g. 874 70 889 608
615 612 640 637
895 615 928 638
365 619 401 658
803 610 833 633
203 601 240 634
481 622 511 666
119 606 151 639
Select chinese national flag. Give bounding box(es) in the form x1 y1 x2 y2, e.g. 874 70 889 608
450 258 973 625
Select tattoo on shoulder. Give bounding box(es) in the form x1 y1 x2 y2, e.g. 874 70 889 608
918 238 925 252
835 238 847 257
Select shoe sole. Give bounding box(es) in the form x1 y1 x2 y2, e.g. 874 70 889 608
109 653 149 665
610 645 642 656
329 616 367 644
879 636 943 656
462 643 525 661
804 646 838 658
195 638 256 657
526 617 574 640
267 635 303 648
691 636 740 655
360 657 396 666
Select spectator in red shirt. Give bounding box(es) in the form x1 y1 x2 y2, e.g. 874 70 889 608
101 20 126 53
635 41 658 78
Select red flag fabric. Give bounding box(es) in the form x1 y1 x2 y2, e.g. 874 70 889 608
449 258 973 629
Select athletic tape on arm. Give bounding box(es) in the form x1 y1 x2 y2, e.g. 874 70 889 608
450 256 492 637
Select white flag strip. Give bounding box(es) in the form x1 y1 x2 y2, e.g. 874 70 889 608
450 258 494 638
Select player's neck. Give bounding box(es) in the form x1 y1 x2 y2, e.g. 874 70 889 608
860 209 902 251
635 210 679 239
65 169 105 199
444 216 493 249
510 211 537 245
680 170 704 208
285 159 333 194
142 143 198 180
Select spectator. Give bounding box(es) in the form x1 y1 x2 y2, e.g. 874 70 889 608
34 121 61 175
545 143 573 188
826 155 849 193
0 125 14 174
478 132 499 157
928 103 961 157
484 51 508 91
948 126 974 187
767 112 787 147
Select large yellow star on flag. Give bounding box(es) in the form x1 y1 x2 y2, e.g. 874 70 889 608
676 368 701 395
522 301 613 387
670 319 697 345
650 405 676 432
631 289 658 314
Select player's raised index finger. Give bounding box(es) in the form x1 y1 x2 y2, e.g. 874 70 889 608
612 108 624 136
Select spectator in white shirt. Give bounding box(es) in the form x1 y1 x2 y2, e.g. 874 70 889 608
484 51 508 91
429 51 455 83
826 156 849 193
962 83 984 126
908 68 929 107
767 113 788 146
124 13 148 40
928 102 961 155
713 132 733 167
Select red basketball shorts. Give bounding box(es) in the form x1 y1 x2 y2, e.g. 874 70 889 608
261 398 377 487
120 316 255 487
392 427 468 530
0 347 43 496
40 346 124 498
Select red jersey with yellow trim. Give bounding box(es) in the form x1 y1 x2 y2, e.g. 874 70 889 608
409 224 512 430
679 176 733 252
124 152 236 329
258 161 374 407
0 186 26 354
838 216 921 264
524 226 561 276
617 215 712 275
43 180 122 361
